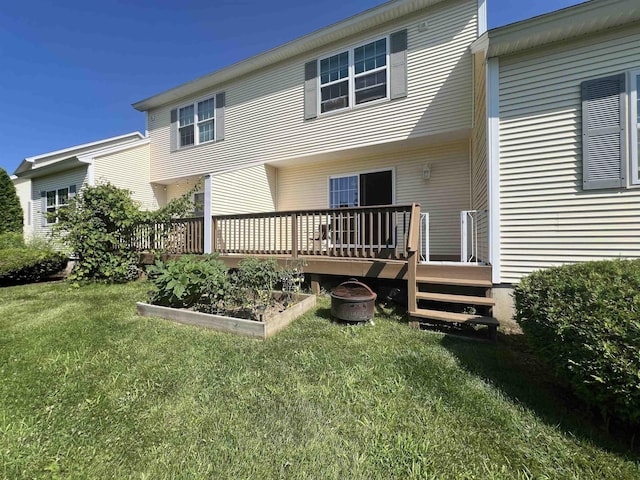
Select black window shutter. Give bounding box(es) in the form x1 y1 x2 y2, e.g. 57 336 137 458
304 60 318 120
69 184 77 199
170 109 178 152
582 74 627 190
215 92 225 141
390 29 408 100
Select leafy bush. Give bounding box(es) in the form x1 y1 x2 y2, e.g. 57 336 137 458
231 257 280 310
0 232 24 249
514 259 640 426
147 256 306 320
0 168 23 235
147 255 229 309
55 182 198 284
0 246 66 285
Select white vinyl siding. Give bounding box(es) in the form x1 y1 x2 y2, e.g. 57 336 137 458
31 167 88 239
277 141 470 258
92 142 160 211
498 25 640 283
147 0 477 182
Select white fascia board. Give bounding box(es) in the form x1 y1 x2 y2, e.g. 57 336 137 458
486 57 500 285
486 0 640 58
470 32 488 55
77 138 150 161
24 132 144 163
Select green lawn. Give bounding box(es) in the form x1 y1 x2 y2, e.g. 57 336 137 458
0 282 638 479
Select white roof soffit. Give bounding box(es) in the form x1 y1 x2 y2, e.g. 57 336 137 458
132 0 446 111
482 0 640 58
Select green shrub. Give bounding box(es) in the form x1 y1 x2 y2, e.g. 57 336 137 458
0 247 66 285
514 259 640 426
0 168 23 235
147 254 229 309
231 257 280 310
0 232 24 249
56 182 200 284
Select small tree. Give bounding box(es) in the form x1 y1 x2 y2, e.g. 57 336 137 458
56 183 142 283
0 168 23 235
56 181 199 283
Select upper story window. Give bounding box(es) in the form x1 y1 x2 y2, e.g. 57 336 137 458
304 29 407 121
178 96 215 148
170 92 225 152
319 37 388 114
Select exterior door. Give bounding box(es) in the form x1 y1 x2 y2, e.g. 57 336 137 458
360 170 393 245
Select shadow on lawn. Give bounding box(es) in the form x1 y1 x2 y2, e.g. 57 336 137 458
439 333 640 459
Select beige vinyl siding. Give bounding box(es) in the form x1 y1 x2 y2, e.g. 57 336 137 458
31 166 89 239
277 141 470 257
166 181 199 205
498 25 640 284
211 165 276 215
93 143 159 211
147 0 477 182
471 51 489 262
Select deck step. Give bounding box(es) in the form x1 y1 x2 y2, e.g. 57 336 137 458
416 292 495 306
415 276 492 288
410 308 499 326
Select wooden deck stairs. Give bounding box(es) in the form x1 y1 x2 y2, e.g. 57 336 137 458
405 210 498 340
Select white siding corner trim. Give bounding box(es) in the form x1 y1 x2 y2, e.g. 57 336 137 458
477 0 487 36
486 57 501 284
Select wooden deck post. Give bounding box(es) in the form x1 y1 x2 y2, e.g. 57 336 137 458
406 203 421 317
310 274 321 295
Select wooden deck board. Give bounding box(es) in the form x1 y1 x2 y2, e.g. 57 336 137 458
416 292 495 306
410 308 499 326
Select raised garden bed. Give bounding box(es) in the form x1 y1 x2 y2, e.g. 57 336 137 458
137 292 316 339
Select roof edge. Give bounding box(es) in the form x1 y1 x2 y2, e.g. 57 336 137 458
132 0 447 112
478 0 640 58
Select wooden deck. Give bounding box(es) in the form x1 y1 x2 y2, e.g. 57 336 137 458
133 203 499 338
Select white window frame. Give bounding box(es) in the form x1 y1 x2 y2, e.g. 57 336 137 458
44 187 69 225
317 35 390 116
629 70 640 185
327 167 396 208
177 94 216 149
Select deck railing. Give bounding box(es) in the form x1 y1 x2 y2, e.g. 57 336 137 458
212 204 418 260
131 217 204 254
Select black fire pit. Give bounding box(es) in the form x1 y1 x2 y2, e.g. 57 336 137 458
330 279 377 322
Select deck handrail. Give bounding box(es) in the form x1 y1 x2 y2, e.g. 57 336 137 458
210 203 418 221
212 204 419 260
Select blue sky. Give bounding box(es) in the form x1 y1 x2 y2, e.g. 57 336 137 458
0 0 584 174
